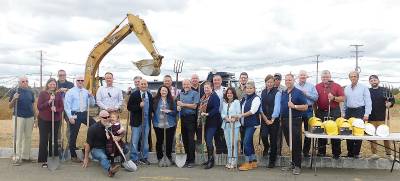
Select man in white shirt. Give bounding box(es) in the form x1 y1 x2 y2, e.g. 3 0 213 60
96 72 123 112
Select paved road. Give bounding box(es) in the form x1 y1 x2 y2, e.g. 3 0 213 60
0 158 399 181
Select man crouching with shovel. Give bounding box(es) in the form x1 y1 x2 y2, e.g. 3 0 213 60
82 110 121 177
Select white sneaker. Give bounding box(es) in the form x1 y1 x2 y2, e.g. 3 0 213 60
369 154 380 160
386 155 394 161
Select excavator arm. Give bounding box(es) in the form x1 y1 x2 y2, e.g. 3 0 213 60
84 13 163 93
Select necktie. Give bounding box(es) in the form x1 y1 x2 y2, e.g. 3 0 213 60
79 90 84 112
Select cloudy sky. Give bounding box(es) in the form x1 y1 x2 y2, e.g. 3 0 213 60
1 0 399 90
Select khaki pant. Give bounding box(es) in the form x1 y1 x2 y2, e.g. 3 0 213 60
370 121 391 155
12 116 34 159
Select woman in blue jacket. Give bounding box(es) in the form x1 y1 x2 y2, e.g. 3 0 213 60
221 87 241 169
199 81 221 169
152 86 177 165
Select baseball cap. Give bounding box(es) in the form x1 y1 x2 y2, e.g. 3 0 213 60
274 73 282 80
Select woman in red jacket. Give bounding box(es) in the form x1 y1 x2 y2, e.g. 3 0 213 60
37 78 64 168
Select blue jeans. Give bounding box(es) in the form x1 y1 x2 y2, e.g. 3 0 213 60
243 126 256 162
205 127 218 150
223 126 239 164
130 123 150 161
91 148 111 172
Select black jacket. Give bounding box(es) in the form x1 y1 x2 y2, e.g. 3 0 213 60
127 90 153 127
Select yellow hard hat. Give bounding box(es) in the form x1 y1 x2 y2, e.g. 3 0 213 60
352 127 365 136
324 120 338 135
309 117 324 134
339 121 352 135
335 117 347 128
348 117 357 126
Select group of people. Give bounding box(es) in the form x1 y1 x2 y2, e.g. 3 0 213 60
8 68 395 177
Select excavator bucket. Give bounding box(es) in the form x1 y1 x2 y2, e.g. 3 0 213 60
132 59 161 76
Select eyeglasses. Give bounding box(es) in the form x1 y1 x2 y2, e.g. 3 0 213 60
101 116 110 119
77 80 84 82
21 80 28 83
58 74 66 77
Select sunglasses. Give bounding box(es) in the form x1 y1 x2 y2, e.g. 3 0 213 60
101 116 110 119
77 80 84 82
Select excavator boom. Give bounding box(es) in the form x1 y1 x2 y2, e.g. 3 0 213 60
84 13 163 93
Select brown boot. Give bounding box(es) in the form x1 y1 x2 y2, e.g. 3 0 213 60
108 164 120 177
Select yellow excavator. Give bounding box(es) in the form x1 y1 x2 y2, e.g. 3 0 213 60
84 13 164 93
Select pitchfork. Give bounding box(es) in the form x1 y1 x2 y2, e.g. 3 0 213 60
173 59 184 92
383 84 394 125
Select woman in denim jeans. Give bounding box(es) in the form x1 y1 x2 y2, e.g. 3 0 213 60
221 87 241 169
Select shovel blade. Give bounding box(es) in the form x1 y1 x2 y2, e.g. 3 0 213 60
175 154 187 168
47 156 60 171
133 59 161 76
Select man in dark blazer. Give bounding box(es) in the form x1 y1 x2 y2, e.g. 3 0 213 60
127 79 153 165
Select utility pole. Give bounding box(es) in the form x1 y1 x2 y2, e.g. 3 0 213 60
312 54 322 84
39 50 43 89
350 44 363 73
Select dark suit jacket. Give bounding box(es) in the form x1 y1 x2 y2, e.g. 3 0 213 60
127 90 153 127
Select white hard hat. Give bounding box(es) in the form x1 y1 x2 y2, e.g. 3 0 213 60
122 160 137 172
376 124 390 137
364 123 376 136
352 118 365 128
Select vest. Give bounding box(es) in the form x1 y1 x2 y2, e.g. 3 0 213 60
261 87 278 119
242 93 260 127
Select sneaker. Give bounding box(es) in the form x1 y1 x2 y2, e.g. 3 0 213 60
187 162 194 168
239 162 253 171
369 154 380 160
281 165 294 171
251 161 257 168
292 167 301 175
386 155 394 161
133 160 141 166
108 165 120 177
354 155 362 159
225 163 231 169
12 156 21 166
140 159 150 165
